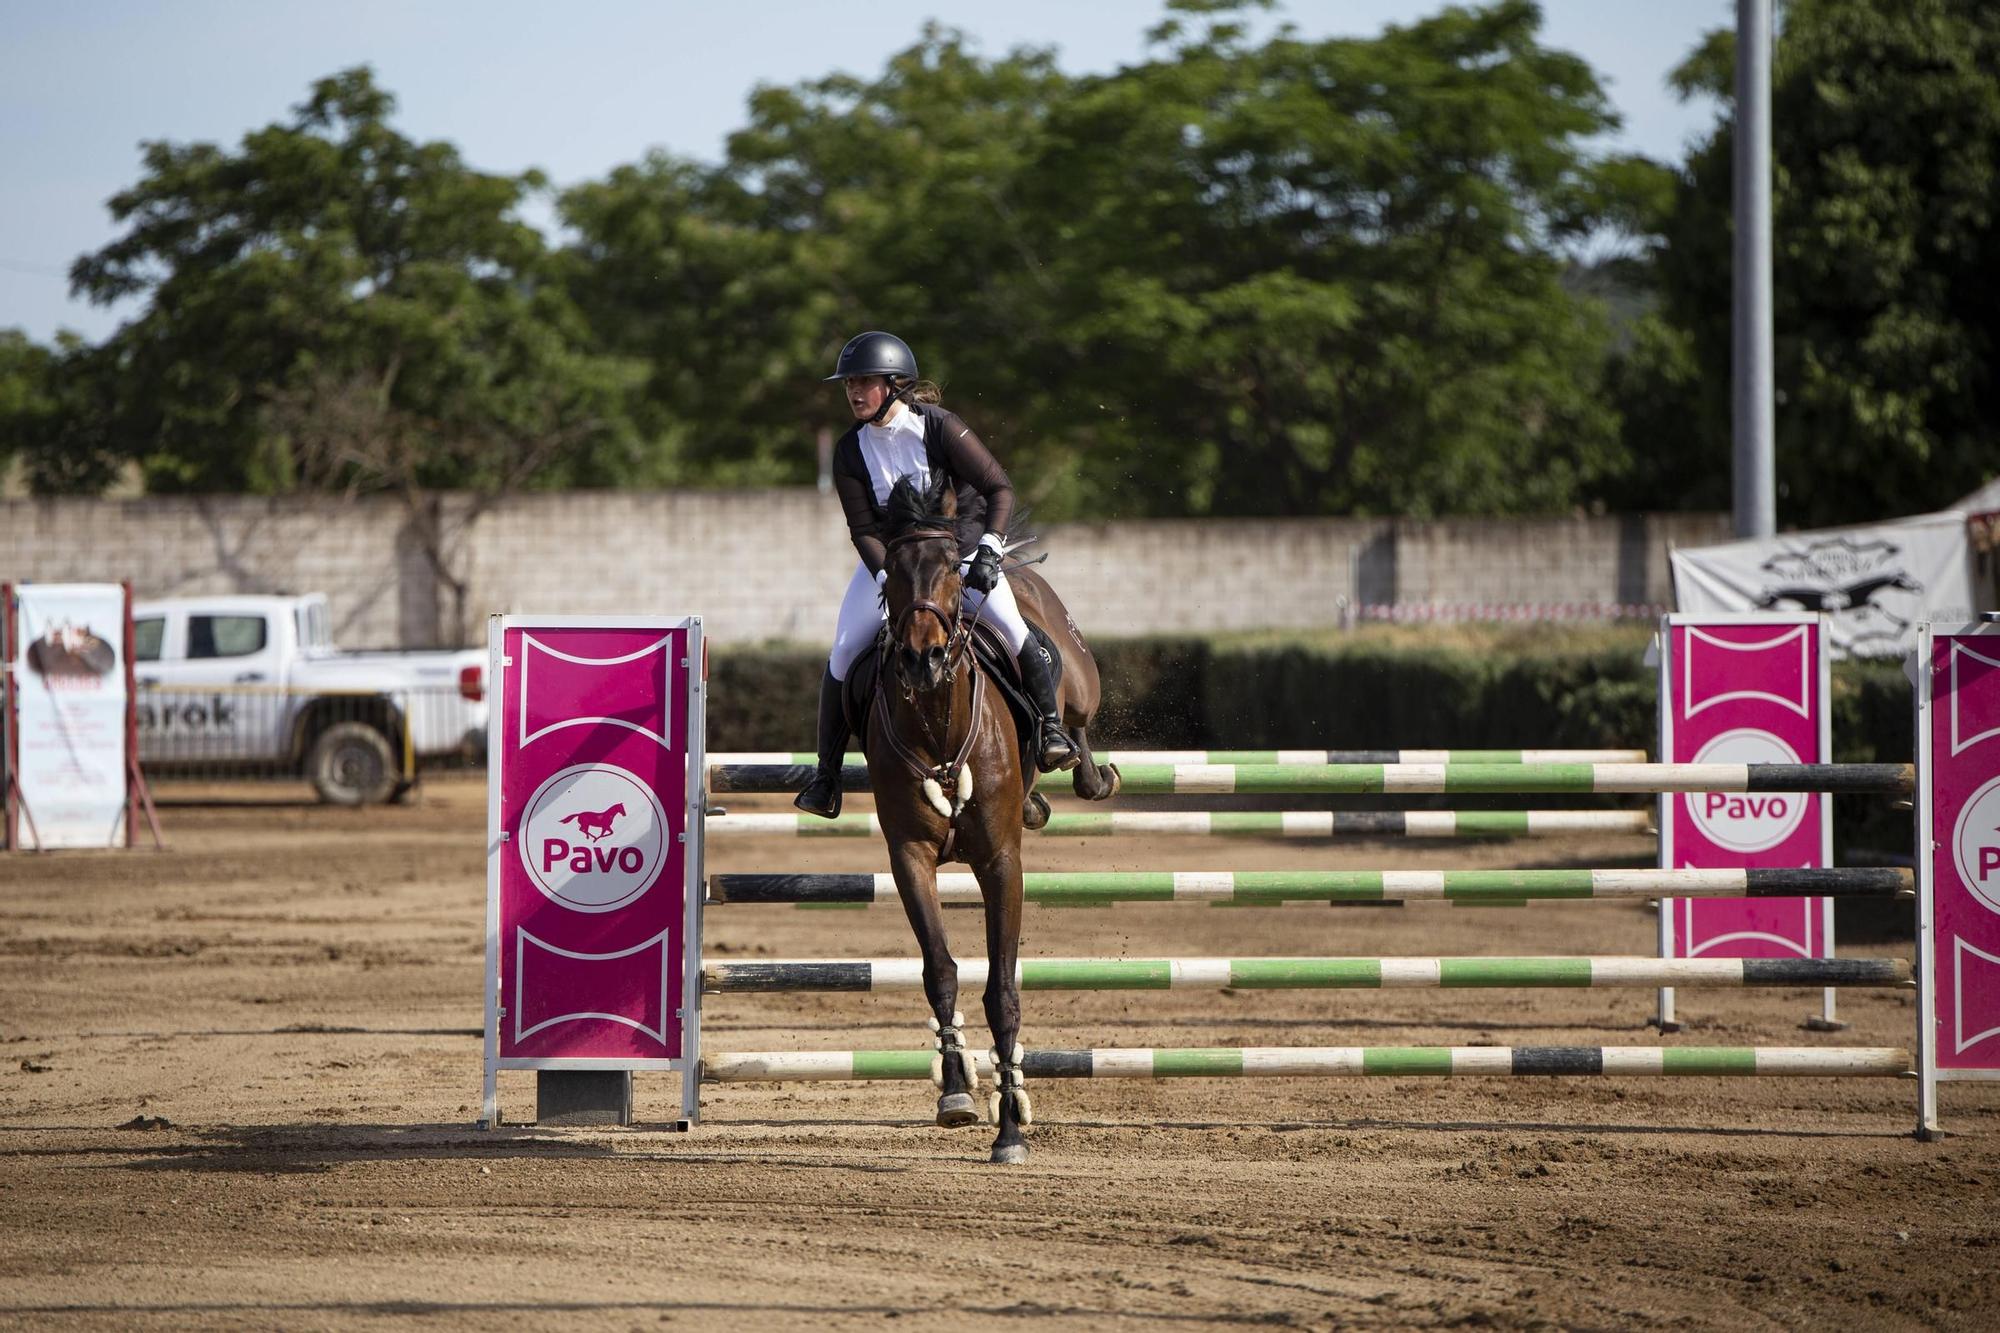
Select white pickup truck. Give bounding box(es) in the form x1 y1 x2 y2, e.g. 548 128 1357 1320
132 593 488 804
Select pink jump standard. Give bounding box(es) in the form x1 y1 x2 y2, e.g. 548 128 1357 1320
1917 620 2000 1138
1656 614 1835 1030
481 616 706 1129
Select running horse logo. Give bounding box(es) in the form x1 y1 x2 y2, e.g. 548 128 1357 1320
559 803 626 842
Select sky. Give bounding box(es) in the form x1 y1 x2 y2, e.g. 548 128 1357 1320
0 1 1730 346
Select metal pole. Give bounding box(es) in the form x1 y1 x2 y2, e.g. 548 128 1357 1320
1733 0 1776 537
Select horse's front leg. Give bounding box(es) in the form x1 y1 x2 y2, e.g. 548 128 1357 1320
887 836 979 1128
972 839 1029 1164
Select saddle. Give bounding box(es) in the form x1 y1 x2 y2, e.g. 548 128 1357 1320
843 623 1064 782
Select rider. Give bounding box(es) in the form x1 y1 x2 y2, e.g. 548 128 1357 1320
794 330 1079 819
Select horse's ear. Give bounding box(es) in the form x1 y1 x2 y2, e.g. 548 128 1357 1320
934 475 957 519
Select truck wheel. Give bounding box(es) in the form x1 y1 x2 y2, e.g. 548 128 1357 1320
308 722 399 806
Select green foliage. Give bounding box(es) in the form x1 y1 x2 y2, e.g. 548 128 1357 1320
1620 0 2000 524
561 3 1667 518
58 67 634 496
707 627 1911 788
21 0 1986 523
0 330 124 493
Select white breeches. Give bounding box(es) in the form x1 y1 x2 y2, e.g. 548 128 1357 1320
827 559 1030 681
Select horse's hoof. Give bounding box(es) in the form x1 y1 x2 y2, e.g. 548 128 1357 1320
1022 790 1051 830
936 1093 979 1128
990 1142 1029 1165
1105 763 1122 798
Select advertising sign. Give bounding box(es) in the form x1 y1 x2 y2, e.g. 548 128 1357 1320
3 583 134 849
482 616 704 1128
1671 512 1974 659
1657 615 1833 1028
1917 622 2000 1135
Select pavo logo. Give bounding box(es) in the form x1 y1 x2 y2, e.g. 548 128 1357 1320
1685 728 1809 853
518 764 670 912
1953 777 2000 917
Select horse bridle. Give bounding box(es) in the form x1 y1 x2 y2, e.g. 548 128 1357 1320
881 527 976 683
874 527 986 838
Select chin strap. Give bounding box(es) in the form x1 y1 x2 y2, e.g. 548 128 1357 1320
866 379 915 425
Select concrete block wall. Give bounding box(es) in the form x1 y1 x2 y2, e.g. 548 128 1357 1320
463 489 853 646
1392 513 1731 607
1034 517 1397 636
0 490 1731 648
0 496 410 645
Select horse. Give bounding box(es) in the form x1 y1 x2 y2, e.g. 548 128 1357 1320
856 474 1118 1164
559 803 626 842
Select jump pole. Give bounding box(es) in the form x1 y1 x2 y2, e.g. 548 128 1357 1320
704 809 1655 839
704 1045 1914 1082
706 867 1912 906
705 955 1912 993
711 748 1650 765
708 761 1914 796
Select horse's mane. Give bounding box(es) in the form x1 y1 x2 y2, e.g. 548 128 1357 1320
884 474 956 538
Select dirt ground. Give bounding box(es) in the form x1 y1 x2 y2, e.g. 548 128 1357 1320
2 782 1996 1331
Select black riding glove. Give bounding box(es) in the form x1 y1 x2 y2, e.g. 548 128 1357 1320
964 545 1003 594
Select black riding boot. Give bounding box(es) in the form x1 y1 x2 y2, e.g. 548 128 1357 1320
1017 640 1079 773
793 670 848 818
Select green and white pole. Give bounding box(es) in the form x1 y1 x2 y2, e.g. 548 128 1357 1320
707 761 1914 796
708 748 1651 766
702 1045 1914 1082
702 809 1656 839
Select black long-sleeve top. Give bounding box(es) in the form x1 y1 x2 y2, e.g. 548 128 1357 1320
830 402 1015 574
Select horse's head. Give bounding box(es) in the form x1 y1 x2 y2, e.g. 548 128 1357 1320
881 474 964 690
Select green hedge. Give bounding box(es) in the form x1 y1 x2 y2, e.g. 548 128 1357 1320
713 632 1914 762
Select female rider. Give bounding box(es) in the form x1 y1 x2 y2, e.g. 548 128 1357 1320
794 330 1078 818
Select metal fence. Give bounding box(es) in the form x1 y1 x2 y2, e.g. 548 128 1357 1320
137 684 484 804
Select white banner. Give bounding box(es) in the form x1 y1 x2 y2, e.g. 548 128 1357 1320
7 584 130 848
1670 513 1976 659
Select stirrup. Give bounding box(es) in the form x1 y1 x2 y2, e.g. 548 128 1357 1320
793 769 842 819
1035 720 1080 774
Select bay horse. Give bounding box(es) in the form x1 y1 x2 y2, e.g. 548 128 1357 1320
859 475 1118 1164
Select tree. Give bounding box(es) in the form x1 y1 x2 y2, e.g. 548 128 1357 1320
1007 0 1668 517
67 67 635 496
558 25 1069 488
0 330 126 494
1621 0 2000 524
563 3 1666 519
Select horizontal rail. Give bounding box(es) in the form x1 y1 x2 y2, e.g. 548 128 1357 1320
706 762 1915 797
709 748 1650 766
703 955 1913 993
706 867 1914 906
704 810 1656 839
702 1046 1914 1082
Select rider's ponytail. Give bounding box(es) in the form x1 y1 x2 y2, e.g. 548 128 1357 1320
907 379 943 406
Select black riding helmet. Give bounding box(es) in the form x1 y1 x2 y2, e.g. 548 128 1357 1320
824 331 919 424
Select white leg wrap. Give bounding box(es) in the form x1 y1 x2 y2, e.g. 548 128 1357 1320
931 1017 977 1093
988 1045 1030 1126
